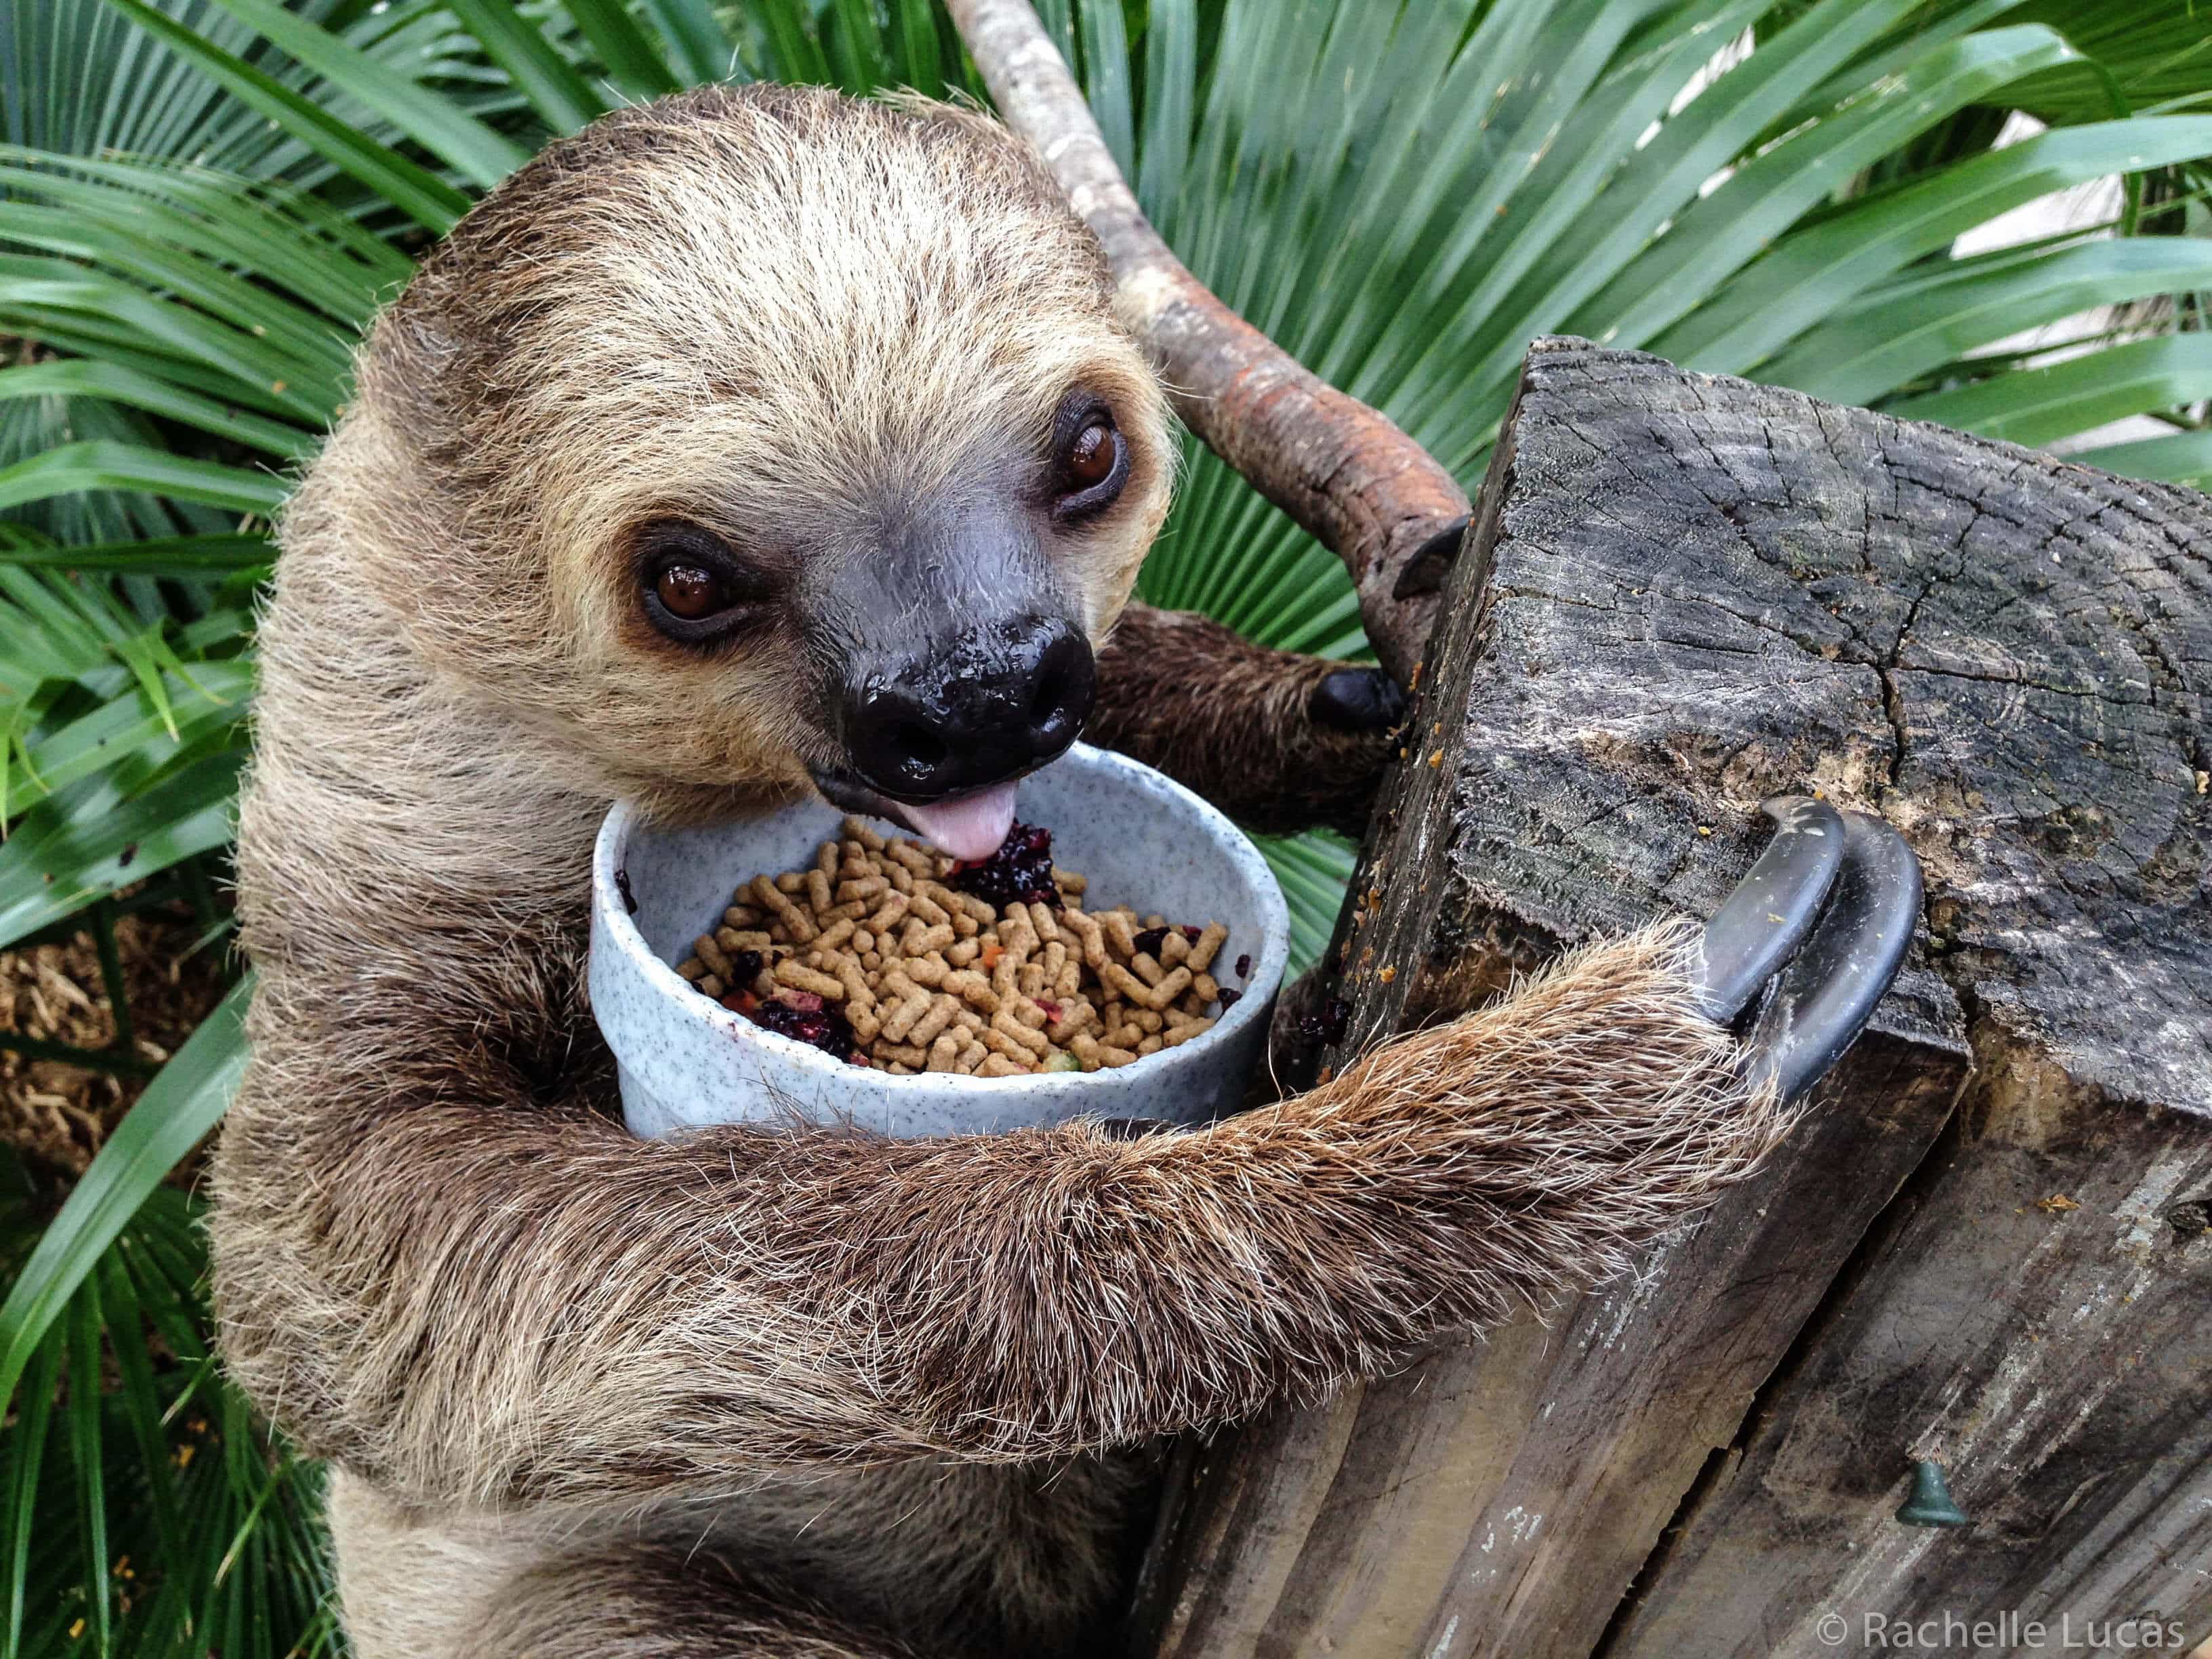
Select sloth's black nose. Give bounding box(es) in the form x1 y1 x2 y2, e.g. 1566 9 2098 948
843 619 1096 801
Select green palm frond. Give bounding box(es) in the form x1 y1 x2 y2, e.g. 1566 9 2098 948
3 1 2209 1650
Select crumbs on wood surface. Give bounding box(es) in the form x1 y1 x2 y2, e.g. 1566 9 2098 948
674 819 1252 1076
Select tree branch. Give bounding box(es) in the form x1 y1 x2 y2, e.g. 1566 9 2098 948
943 0 1470 685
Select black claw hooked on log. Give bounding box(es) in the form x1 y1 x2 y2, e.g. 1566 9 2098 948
1694 797 1846 1023
1696 796 1922 1100
1740 809 1923 1101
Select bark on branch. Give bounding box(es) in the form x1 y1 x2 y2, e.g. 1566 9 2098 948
944 0 1470 685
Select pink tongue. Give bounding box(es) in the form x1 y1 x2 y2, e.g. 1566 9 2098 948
895 783 1019 861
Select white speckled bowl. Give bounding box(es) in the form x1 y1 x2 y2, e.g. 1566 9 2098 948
590 743 1290 1139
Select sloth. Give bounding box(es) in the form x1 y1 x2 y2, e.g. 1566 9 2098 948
213 85 1871 1659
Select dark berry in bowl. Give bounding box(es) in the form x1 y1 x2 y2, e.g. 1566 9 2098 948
949 821 1060 909
748 994 858 1061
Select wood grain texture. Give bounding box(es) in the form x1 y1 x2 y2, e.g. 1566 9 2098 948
1135 340 2211 1658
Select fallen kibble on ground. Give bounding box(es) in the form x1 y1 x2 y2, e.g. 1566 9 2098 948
673 819 1234 1075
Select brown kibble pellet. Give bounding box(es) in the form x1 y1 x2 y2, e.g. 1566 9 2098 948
834 958 872 1008
1188 923 1227 974
909 996 958 1047
1192 972 1218 1004
1136 1034 1164 1057
991 1008 1050 1055
678 958 708 982
874 1041 930 1068
901 920 955 956
1098 911 1136 961
1047 998 1097 1042
926 1032 962 1072
976 1053 1027 1078
885 842 933 875
1061 907 1107 968
694 933 733 977
723 904 761 927
881 985 932 1043
749 876 817 943
842 816 886 851
775 960 846 1001
697 973 725 1000
1131 951 1166 987
1160 930 1191 967
1027 901 1060 943
837 875 886 903
1149 966 1193 1008
943 970 999 1012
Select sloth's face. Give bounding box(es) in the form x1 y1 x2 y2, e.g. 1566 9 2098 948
602 366 1170 857
377 89 1174 843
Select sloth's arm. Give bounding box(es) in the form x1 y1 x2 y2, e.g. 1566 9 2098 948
1088 600 1406 837
214 922 1784 1505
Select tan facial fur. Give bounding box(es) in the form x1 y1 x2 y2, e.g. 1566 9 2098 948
341 84 1170 818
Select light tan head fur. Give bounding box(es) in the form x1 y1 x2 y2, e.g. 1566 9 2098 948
319 84 1172 820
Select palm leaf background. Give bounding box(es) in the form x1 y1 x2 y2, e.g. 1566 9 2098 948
0 0 2206 1649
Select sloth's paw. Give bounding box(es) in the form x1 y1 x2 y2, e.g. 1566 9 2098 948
1308 665 1408 733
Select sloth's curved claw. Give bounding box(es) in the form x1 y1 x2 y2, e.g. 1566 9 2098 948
1739 810 1923 1102
1309 666 1409 732
1694 796 1847 1023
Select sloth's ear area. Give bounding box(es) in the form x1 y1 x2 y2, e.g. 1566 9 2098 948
1694 798 1921 1102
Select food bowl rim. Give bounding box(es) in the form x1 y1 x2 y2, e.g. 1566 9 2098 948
591 741 1294 1094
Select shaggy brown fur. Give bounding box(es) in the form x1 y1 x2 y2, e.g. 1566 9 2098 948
213 85 1791 1658
1090 603 1401 836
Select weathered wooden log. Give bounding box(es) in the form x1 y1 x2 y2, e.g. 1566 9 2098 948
1133 339 2211 1658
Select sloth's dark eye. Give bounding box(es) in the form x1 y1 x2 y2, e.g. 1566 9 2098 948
655 562 723 619
1065 419 1117 489
1052 402 1128 520
636 522 767 644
